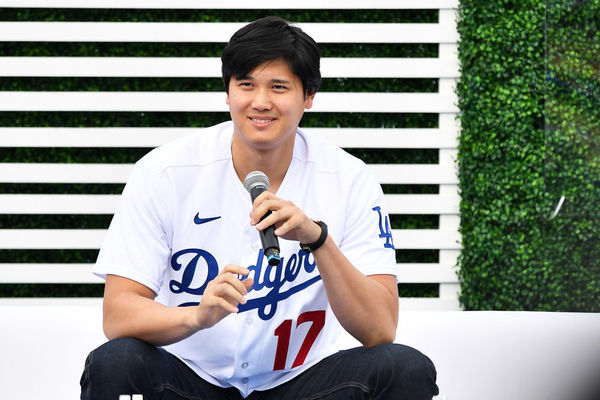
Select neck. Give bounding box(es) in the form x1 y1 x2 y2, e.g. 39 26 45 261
231 137 294 193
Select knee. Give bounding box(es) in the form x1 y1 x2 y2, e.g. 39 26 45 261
85 337 155 379
384 343 436 378
371 343 439 396
81 338 158 399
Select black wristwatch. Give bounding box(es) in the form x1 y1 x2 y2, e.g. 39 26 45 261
300 221 328 253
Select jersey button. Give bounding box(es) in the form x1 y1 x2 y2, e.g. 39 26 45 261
251 242 259 251
241 362 249 369
245 317 253 325
242 378 249 384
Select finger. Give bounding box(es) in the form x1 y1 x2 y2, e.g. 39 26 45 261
266 209 306 237
251 190 275 207
271 217 296 237
221 264 250 277
219 265 252 284
219 283 248 305
250 199 281 226
220 272 251 297
209 272 251 299
206 281 247 306
254 201 297 230
254 209 282 231
250 191 276 217
205 295 240 314
242 277 254 291
250 203 277 225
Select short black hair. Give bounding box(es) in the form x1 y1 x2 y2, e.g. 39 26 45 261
221 16 321 97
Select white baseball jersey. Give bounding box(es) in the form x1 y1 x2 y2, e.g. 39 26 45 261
94 121 398 397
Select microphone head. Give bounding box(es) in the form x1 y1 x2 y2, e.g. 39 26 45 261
244 170 269 193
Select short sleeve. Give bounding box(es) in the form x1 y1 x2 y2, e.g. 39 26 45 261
93 161 173 294
338 167 398 281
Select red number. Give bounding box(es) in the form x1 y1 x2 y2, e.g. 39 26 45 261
273 319 292 371
272 310 326 371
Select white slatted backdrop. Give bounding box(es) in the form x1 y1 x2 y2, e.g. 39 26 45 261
0 0 462 310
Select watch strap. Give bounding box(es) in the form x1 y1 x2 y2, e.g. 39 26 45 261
300 220 328 253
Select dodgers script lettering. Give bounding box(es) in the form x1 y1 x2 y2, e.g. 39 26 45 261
169 248 322 320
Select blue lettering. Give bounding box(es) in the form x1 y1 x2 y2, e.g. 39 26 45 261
373 206 395 249
245 250 265 290
178 301 199 307
302 250 316 273
169 248 218 295
239 275 322 320
238 248 322 320
284 253 300 281
169 247 322 320
264 257 284 289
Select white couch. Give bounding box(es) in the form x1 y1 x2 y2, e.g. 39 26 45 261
1 298 599 400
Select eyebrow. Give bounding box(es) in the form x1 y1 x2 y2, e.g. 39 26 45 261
234 76 291 85
270 79 291 85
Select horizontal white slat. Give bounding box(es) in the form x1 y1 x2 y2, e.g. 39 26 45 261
0 262 458 284
0 193 460 215
0 194 120 214
0 57 220 78
0 57 460 79
0 163 458 184
0 264 103 283
0 127 459 149
328 58 459 79
0 127 190 147
0 0 459 9
397 297 461 311
0 229 106 249
0 228 459 249
0 22 459 44
370 164 459 185
437 153 458 172
393 229 461 250
0 91 459 113
0 163 133 183
291 128 457 149
0 297 104 307
386 194 459 214
398 263 459 283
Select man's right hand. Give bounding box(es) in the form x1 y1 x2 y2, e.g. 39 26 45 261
102 267 253 347
194 264 254 330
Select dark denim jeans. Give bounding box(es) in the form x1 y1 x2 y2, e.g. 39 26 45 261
81 337 438 400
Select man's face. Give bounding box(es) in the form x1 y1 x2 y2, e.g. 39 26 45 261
226 58 314 152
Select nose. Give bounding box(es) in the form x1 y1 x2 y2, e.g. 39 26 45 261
251 88 272 111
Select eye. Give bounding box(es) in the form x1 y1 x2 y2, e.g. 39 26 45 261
239 82 253 88
273 85 287 91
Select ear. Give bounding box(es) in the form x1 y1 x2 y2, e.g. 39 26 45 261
304 93 315 110
226 93 230 106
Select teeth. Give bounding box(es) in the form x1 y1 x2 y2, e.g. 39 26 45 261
252 118 273 123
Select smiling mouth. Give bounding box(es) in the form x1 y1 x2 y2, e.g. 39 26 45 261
250 117 276 123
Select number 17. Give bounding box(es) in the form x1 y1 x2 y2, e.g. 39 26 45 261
272 310 326 371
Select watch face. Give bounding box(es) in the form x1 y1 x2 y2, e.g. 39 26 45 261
300 244 312 253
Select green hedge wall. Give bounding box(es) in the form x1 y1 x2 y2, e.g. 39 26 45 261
0 8 440 298
457 0 600 311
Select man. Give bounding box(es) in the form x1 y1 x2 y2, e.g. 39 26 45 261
81 16 438 400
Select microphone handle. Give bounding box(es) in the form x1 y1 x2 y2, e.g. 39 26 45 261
250 186 281 266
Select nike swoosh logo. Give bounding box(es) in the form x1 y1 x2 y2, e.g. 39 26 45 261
194 214 221 225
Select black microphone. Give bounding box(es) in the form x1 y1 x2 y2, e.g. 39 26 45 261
244 171 281 266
